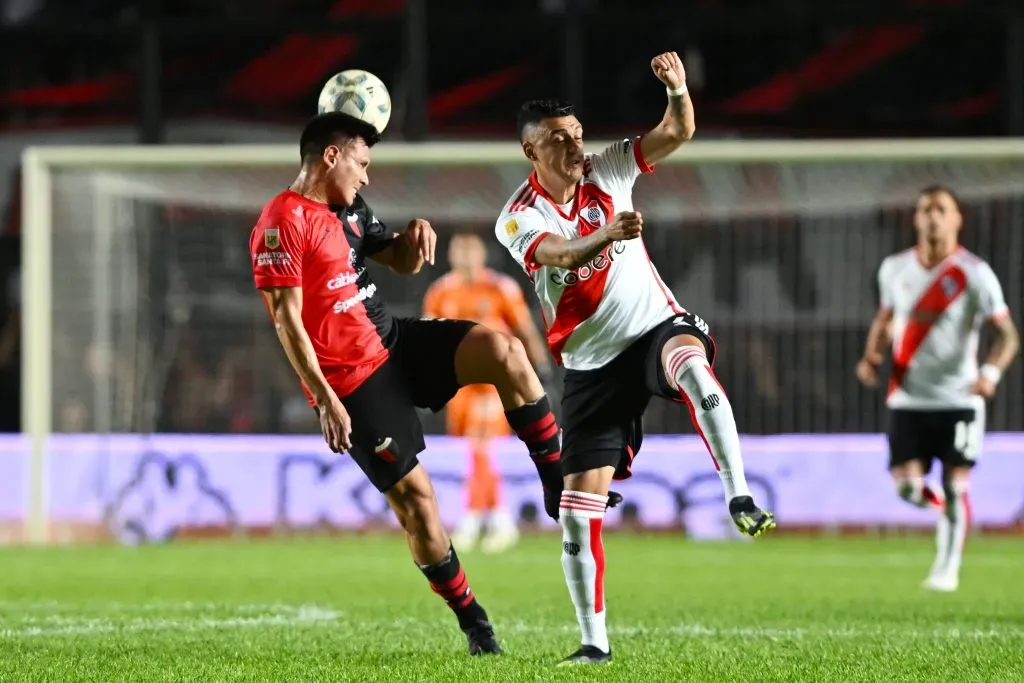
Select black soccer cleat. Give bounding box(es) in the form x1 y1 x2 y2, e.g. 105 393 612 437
463 619 502 656
557 645 613 666
729 495 776 538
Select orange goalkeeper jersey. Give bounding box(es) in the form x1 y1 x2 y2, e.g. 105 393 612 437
423 269 533 437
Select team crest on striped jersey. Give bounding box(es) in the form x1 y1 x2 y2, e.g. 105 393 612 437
264 228 280 249
505 219 519 236
941 275 959 299
581 199 606 227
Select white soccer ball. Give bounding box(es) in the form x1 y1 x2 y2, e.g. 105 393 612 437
317 69 392 134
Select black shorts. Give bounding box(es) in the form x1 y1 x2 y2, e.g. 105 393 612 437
887 406 984 474
561 313 716 481
334 317 476 492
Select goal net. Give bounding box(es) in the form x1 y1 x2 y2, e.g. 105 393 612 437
15 139 1024 543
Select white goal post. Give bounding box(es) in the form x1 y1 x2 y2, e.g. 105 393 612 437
20 138 1024 544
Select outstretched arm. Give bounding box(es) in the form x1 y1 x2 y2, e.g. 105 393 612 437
640 51 696 165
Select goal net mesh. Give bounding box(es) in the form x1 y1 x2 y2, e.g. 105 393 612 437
46 153 1024 437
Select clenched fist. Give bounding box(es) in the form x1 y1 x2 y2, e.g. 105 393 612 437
602 211 643 241
651 51 686 91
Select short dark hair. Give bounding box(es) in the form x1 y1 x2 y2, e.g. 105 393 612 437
299 112 380 164
920 183 962 210
516 99 576 141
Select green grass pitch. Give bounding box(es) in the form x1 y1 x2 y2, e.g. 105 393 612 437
1 535 1022 682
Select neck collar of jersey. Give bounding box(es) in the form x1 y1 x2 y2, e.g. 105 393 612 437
529 171 582 221
284 189 335 211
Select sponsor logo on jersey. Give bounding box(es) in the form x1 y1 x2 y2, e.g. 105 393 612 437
510 229 540 255
327 271 360 290
550 241 626 287
505 218 519 237
333 283 377 314
264 228 280 249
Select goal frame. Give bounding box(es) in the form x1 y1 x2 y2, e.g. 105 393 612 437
20 137 1024 544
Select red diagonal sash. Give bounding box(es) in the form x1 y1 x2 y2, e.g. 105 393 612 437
888 263 967 396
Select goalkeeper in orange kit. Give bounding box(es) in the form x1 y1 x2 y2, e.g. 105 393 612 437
424 230 553 552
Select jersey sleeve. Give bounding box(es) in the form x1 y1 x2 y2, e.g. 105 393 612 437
250 215 307 289
972 261 1010 322
586 136 654 197
494 208 554 272
877 257 895 311
359 197 397 256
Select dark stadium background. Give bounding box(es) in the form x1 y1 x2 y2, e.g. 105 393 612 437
1 0 1022 435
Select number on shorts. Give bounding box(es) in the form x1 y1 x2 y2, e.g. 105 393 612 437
953 419 981 461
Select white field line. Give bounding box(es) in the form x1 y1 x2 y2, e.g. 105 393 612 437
490 553 1024 568
0 600 329 614
0 606 342 638
1 605 1022 641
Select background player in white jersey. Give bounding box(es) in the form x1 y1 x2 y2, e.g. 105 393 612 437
857 185 1019 592
495 52 775 666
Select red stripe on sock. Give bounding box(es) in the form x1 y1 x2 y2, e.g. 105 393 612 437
922 485 943 509
560 502 607 514
590 516 605 613
532 451 560 463
519 413 556 440
434 579 468 599
962 491 972 550
667 348 706 380
455 589 475 608
432 568 466 593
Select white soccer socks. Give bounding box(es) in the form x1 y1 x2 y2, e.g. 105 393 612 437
926 479 970 590
559 491 610 653
665 345 751 501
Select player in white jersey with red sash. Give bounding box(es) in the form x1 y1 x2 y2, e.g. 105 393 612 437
857 185 1020 593
495 52 775 666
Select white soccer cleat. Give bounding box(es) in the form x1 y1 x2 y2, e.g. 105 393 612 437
451 515 484 552
922 572 959 592
481 526 520 554
480 510 520 554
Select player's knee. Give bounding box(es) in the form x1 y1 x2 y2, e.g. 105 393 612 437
388 480 442 538
942 475 969 519
495 333 530 376
563 467 614 497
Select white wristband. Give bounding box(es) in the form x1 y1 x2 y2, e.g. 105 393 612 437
666 83 688 97
980 363 1002 385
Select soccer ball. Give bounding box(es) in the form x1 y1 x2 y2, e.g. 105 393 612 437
317 70 392 134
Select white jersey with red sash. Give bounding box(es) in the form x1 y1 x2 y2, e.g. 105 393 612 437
878 247 1009 409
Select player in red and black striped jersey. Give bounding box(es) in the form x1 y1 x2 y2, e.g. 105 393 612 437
249 112 588 655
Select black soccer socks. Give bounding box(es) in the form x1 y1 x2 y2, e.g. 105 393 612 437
505 395 563 508
418 544 489 630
